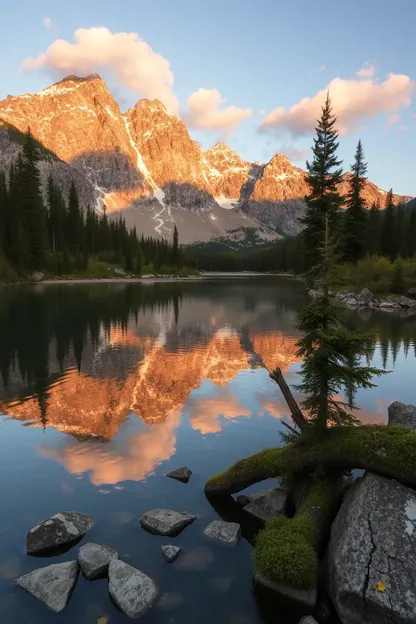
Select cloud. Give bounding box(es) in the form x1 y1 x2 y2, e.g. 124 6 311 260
357 62 376 79
259 73 415 137
278 145 309 162
41 17 53 29
184 88 252 136
22 26 180 113
188 389 251 435
383 113 400 133
397 124 409 131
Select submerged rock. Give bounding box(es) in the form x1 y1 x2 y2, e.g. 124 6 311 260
326 472 416 624
156 591 184 611
388 401 416 430
78 542 118 579
175 546 214 571
108 560 157 619
26 511 92 554
166 466 192 483
160 545 181 563
243 488 287 523
140 509 197 536
204 521 241 546
15 561 79 613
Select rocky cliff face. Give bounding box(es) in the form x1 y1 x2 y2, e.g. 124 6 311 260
0 75 411 244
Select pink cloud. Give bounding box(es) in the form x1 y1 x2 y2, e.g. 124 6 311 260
357 62 376 79
259 73 415 137
184 88 252 136
22 27 180 113
41 17 54 29
188 389 251 435
397 124 409 131
278 145 309 162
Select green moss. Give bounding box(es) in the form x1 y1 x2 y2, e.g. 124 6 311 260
254 515 318 587
298 479 336 516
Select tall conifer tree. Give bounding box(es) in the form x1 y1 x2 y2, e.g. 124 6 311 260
343 140 368 262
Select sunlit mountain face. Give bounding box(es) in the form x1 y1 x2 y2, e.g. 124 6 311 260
0 278 414 488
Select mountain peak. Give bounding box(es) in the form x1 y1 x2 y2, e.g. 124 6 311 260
58 73 103 85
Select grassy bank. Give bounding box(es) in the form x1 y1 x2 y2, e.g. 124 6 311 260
335 255 416 295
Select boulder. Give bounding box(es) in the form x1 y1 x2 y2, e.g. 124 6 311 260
139 509 197 536
166 466 192 483
26 511 92 554
378 299 400 308
160 545 181 563
298 617 319 624
30 271 44 282
344 298 358 307
243 488 287 523
78 542 118 579
326 472 416 624
15 561 79 613
357 288 373 304
108 560 157 619
114 267 127 276
204 521 241 546
388 401 416 430
254 571 317 610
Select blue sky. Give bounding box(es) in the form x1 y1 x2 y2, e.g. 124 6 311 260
1 0 415 195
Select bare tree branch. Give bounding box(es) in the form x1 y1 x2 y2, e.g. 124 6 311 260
269 367 309 431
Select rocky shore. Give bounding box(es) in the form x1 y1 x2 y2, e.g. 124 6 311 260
310 287 416 312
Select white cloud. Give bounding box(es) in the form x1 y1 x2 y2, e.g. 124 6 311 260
184 88 252 136
22 26 180 113
278 145 309 162
41 17 53 29
259 73 415 137
357 62 376 79
383 113 400 132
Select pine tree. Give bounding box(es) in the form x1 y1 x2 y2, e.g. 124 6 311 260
67 181 83 257
343 140 368 262
365 200 382 256
391 259 406 294
295 215 384 429
19 129 47 270
380 189 396 260
0 169 7 252
408 206 416 258
300 93 344 273
172 225 179 267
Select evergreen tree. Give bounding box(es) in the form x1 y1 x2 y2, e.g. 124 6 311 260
66 181 83 257
19 130 47 270
0 169 7 252
295 215 384 429
300 93 344 274
408 206 416 258
365 200 382 256
172 225 179 267
343 140 368 262
380 189 396 260
391 259 406 294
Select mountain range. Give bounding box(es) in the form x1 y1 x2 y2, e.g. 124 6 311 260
0 74 411 246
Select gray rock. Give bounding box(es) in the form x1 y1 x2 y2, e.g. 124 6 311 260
204 521 241 546
108 559 157 619
160 545 181 563
30 271 44 282
26 511 92 554
254 571 317 610
243 488 287 523
357 288 373 304
114 267 127 276
388 401 416 430
140 509 197 536
408 287 416 298
344 298 358 307
298 617 319 624
141 274 155 279
236 494 251 507
15 561 79 613
156 591 184 611
378 299 400 308
166 466 192 483
326 472 416 624
78 542 118 579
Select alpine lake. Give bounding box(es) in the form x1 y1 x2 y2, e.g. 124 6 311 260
0 276 415 624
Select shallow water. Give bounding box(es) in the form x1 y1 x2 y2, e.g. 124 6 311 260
0 278 415 624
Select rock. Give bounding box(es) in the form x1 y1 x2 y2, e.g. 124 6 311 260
156 591 184 611
166 466 192 483
160 545 181 563
408 287 416 298
26 511 93 554
139 509 197 536
388 401 416 430
378 299 400 308
243 488 287 523
141 274 155 279
298 617 318 624
108 559 157 619
357 288 373 304
204 521 241 546
15 561 79 613
326 472 416 624
114 267 127 276
175 546 214 571
30 271 44 282
236 494 251 507
344 298 358 307
254 571 317 610
78 542 118 579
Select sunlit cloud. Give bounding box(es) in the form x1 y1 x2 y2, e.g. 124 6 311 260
41 17 54 29
357 62 376 79
259 73 415 137
188 389 251 434
278 145 309 162
184 88 252 136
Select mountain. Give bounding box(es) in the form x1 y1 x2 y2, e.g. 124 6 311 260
0 75 412 245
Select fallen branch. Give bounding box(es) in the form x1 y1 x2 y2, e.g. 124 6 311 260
269 367 309 431
281 420 301 437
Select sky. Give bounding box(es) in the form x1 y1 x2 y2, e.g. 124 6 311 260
1 0 415 195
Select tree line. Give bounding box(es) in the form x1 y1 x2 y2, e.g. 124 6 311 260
0 130 182 277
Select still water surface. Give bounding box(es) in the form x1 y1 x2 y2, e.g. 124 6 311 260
0 278 415 624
